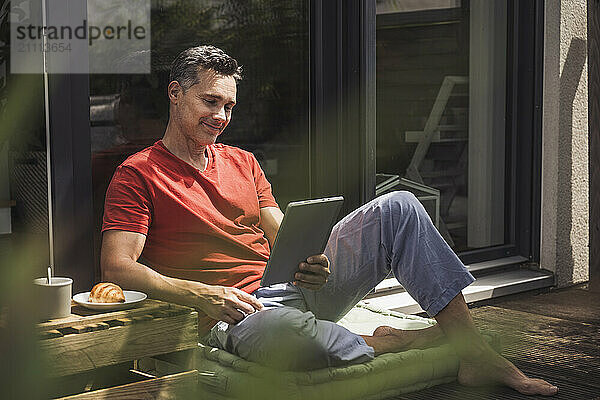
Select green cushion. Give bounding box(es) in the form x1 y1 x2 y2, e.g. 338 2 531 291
195 303 495 400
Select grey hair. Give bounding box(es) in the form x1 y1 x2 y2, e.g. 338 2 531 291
169 45 243 91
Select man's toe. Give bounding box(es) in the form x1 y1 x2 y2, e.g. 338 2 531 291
517 379 558 396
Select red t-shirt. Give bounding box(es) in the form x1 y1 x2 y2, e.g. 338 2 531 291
102 140 279 332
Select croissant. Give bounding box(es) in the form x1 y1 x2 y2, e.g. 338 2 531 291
89 282 126 303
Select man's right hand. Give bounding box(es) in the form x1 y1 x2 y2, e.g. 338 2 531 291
102 231 264 325
195 285 263 324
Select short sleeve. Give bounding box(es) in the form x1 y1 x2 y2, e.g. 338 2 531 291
250 155 279 209
102 165 153 235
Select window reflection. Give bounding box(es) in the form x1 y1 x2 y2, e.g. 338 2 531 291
376 0 506 251
1 62 49 268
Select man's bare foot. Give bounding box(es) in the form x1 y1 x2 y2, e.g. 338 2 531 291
362 324 445 355
458 350 558 396
373 324 444 346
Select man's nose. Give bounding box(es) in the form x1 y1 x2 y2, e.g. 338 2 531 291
213 107 227 122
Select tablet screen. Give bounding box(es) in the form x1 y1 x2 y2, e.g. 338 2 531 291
260 196 344 287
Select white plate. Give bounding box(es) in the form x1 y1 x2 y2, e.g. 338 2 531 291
73 290 147 311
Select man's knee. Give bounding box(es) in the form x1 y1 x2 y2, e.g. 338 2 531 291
380 190 426 218
229 308 330 371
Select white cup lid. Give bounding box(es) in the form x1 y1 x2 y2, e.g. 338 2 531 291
33 277 73 287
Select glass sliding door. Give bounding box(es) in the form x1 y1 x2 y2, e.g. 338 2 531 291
375 0 508 253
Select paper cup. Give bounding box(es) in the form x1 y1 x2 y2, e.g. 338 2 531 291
33 277 73 320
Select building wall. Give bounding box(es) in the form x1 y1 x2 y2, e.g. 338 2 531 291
541 0 589 287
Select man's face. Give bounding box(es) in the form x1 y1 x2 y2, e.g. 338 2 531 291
169 68 237 146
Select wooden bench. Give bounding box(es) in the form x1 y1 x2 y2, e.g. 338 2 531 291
37 299 199 399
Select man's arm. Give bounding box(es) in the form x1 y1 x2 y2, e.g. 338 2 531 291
101 230 263 324
259 206 284 247
259 206 331 290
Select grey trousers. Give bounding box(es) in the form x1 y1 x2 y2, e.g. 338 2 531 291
206 191 475 371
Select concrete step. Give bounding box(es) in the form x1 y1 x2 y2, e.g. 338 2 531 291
364 263 553 315
369 256 528 295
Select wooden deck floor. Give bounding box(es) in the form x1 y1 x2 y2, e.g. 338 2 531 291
394 285 600 399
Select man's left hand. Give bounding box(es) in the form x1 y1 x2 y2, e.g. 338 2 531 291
294 254 330 290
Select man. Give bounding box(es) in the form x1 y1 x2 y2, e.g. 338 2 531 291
101 45 557 396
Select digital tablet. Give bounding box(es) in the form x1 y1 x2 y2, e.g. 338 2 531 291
260 196 344 287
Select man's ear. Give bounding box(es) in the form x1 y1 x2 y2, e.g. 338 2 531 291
167 81 182 104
